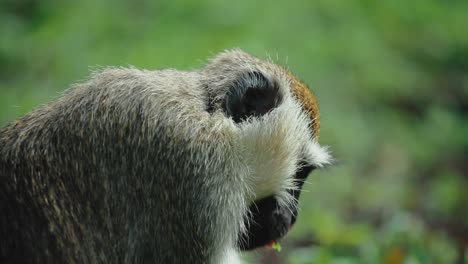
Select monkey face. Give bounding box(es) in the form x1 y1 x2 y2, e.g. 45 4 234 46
202 50 331 251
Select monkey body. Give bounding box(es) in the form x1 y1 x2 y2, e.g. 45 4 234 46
0 50 330 263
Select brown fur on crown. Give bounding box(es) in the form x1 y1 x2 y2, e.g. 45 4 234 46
286 71 320 141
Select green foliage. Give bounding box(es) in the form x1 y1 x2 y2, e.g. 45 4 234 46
1 0 467 263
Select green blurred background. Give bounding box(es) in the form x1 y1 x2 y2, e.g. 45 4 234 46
1 0 467 263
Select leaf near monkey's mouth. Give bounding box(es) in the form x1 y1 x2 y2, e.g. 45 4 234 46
266 240 282 252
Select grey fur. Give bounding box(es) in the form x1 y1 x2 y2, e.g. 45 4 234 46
0 49 330 264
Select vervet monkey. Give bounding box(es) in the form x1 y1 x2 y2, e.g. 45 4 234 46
0 49 331 264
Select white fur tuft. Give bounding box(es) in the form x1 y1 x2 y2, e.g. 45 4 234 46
303 141 333 168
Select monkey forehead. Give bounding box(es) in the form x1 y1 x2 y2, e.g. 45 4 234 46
286 72 320 141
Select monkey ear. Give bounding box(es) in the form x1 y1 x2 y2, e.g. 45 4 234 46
224 71 282 123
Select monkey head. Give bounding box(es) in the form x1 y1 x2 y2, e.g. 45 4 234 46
201 50 331 250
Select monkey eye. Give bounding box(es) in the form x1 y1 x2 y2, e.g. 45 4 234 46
224 71 283 123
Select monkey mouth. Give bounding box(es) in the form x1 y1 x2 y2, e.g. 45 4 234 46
238 195 296 251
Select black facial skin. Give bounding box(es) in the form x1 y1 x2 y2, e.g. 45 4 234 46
223 71 282 123
238 164 315 251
